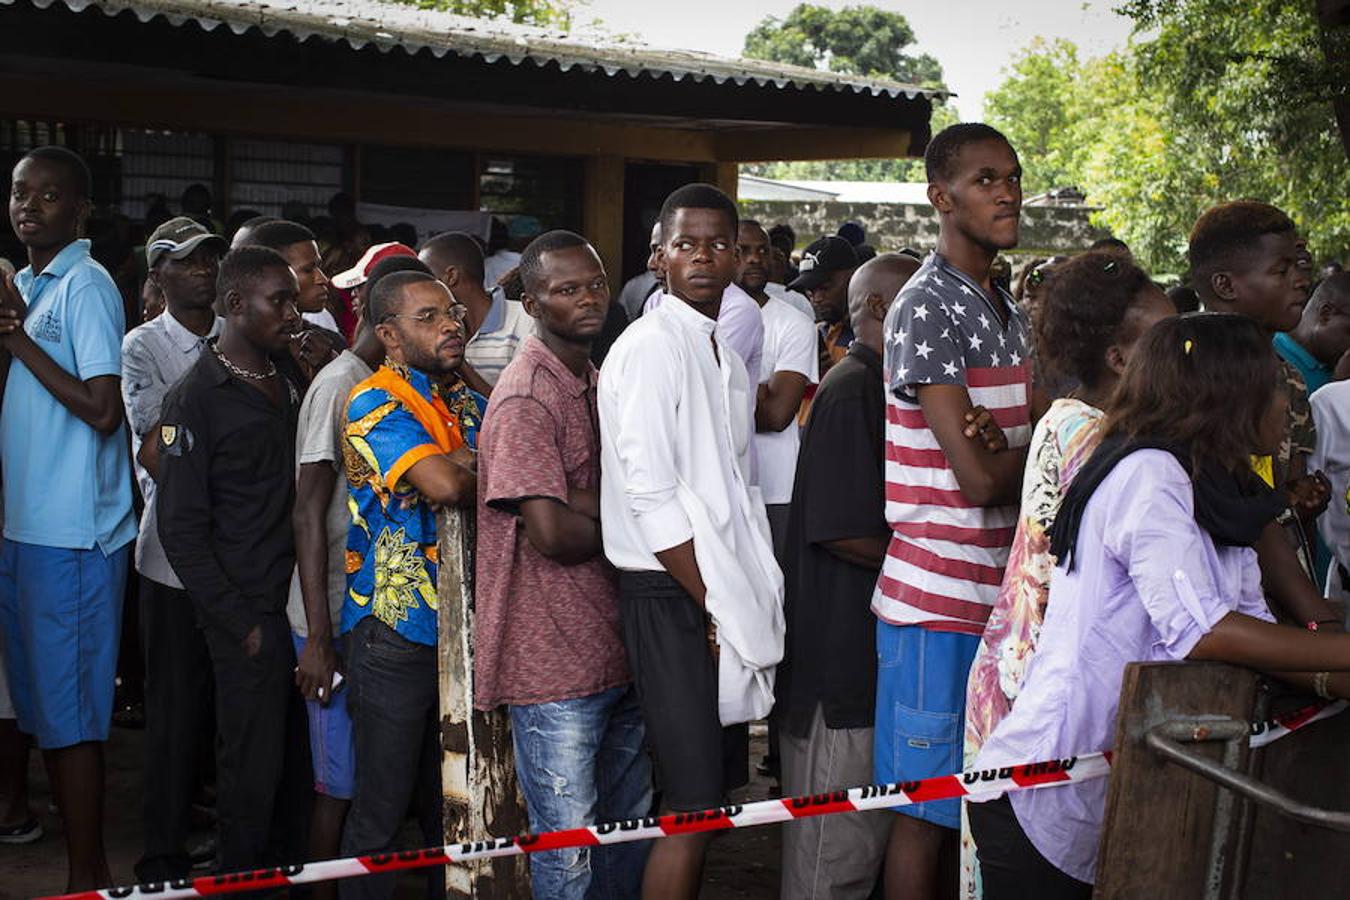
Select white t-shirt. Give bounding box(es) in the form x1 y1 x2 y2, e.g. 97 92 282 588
286 350 374 638
303 308 341 334
1311 381 1350 606
754 297 819 505
766 282 815 321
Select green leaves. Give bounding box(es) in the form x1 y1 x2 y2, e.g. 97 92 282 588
399 0 572 27
742 3 945 88
983 1 1350 276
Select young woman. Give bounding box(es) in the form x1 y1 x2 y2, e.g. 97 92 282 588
959 253 1174 899
968 313 1350 898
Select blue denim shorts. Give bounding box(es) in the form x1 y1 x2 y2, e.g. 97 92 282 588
0 539 129 749
874 622 980 829
291 632 355 800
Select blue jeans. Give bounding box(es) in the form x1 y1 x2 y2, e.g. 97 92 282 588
509 685 653 899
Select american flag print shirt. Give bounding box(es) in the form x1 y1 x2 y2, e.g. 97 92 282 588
873 253 1032 635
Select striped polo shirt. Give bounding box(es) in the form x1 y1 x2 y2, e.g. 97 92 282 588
872 252 1031 635
465 286 536 387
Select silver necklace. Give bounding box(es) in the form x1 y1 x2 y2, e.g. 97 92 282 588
213 343 276 381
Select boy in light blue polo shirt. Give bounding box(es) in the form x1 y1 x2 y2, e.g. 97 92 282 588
0 146 135 890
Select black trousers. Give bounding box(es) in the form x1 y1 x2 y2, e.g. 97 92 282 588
967 796 1093 900
137 577 214 881
340 617 443 900
202 610 312 874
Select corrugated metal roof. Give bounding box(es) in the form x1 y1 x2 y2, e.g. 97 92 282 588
8 0 946 102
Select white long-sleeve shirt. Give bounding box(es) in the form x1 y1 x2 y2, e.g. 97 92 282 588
599 295 785 724
1310 381 1350 606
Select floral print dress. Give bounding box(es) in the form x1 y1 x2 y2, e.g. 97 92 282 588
959 397 1104 900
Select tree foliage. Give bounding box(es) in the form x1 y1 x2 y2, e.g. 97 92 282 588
395 0 572 27
741 4 948 183
984 1 1350 275
743 3 944 88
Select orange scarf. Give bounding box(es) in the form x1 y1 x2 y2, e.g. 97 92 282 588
364 365 466 454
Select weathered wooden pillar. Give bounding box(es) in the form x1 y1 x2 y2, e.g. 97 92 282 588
436 508 530 898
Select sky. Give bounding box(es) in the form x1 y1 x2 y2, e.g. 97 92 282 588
578 0 1136 120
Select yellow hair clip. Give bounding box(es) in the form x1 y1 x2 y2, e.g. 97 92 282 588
1183 339 1194 355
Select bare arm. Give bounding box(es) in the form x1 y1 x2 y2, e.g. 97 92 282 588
1189 611 1350 672
293 462 340 701
818 536 889 570
458 362 493 398
138 428 161 481
0 332 121 434
755 371 810 433
654 539 708 611
1257 520 1341 627
403 445 478 508
915 383 1026 506
519 494 602 566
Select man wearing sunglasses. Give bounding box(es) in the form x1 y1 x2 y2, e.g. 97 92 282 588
338 270 484 900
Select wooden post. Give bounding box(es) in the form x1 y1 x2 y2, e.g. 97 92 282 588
582 154 625 283
1095 661 1259 898
436 508 530 899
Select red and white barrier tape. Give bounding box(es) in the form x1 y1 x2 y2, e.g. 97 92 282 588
45 753 1110 900
1248 699 1346 749
39 698 1345 900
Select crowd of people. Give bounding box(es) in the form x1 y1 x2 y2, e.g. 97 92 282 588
1 120 1349 900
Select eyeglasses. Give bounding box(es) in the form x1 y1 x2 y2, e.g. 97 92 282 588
381 305 468 326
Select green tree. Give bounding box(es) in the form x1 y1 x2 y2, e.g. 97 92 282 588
394 0 572 27
740 3 948 183
743 3 943 87
983 2 1350 275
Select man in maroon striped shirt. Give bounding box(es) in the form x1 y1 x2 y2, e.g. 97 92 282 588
872 123 1031 900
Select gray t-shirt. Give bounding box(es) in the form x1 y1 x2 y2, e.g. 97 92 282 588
286 350 374 638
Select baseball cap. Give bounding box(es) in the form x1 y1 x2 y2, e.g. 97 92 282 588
787 236 860 293
332 242 417 290
146 217 227 268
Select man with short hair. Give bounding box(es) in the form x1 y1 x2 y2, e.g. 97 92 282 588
339 270 483 900
121 215 227 882
420 230 534 390
790 235 860 375
736 219 817 553
476 230 650 898
778 252 920 900
0 145 136 891
245 219 339 332
1276 271 1350 396
600 184 783 899
876 123 1032 900
156 245 312 875
288 257 424 898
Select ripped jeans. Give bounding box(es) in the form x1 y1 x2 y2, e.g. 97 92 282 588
509 684 653 899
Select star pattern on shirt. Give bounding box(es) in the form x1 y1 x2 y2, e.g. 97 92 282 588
885 265 1030 389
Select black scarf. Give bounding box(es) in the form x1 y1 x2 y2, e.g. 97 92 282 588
1047 435 1287 572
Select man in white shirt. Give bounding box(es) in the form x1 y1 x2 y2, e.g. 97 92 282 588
599 184 784 900
616 221 664 321
420 231 534 392
737 220 819 554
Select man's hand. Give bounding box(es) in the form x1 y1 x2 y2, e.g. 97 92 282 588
963 405 1008 453
706 616 720 663
0 272 27 340
290 329 337 373
449 444 477 473
242 624 263 658
295 635 339 704
1287 470 1332 521
567 486 600 520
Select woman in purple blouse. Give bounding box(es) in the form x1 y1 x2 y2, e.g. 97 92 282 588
969 313 1350 898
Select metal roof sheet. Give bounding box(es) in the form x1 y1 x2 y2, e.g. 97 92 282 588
8 0 946 102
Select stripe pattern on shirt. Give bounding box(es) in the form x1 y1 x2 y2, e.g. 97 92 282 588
873 253 1031 635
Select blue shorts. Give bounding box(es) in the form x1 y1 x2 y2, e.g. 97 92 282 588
0 539 129 749
292 632 355 800
874 622 980 829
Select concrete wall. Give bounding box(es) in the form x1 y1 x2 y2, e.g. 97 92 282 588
740 199 1110 262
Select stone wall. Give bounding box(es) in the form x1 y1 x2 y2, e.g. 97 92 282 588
739 199 1109 263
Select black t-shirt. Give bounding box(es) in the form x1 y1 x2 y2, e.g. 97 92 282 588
776 342 889 736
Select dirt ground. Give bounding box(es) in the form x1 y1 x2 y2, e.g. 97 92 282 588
2 725 783 899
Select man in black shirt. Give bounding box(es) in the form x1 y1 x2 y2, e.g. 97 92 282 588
776 253 917 899
157 245 311 874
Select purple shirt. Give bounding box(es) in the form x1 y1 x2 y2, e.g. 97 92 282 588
970 449 1274 883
